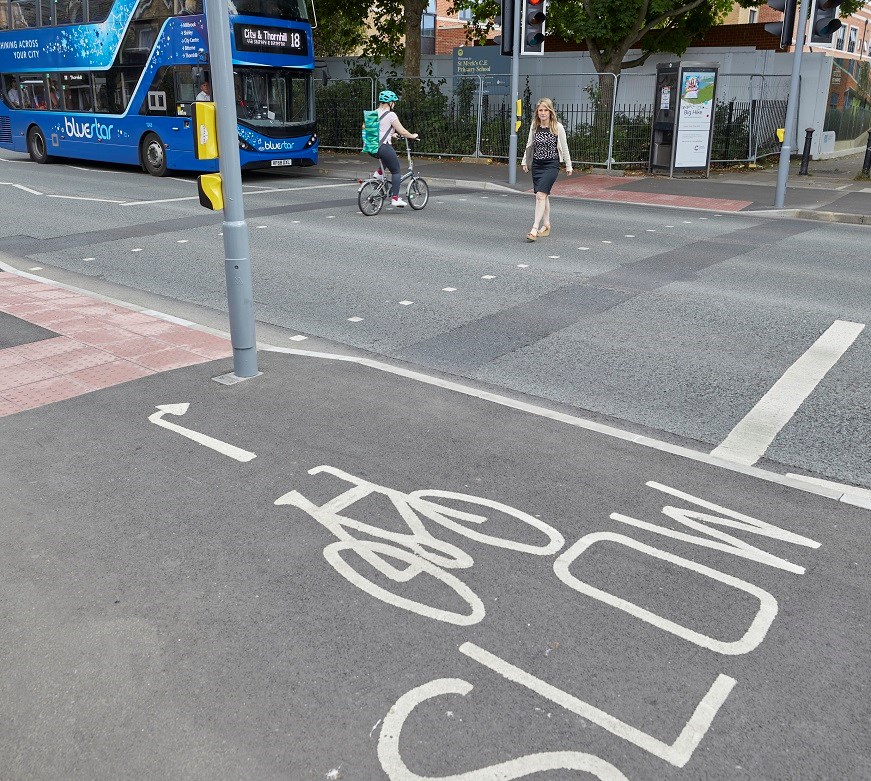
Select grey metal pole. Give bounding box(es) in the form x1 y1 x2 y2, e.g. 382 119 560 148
508 3 520 185
475 76 484 158
204 0 258 377
774 0 807 208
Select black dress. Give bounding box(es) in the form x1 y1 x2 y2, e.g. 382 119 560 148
531 127 560 194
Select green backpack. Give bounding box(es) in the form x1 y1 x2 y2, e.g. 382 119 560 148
361 110 395 157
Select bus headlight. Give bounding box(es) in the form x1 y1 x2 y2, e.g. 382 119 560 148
303 133 317 149
238 137 255 151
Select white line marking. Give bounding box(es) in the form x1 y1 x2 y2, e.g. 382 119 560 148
548 255 560 259
784 474 871 502
46 195 126 203
83 257 95 262
646 229 656 232
148 404 256 462
602 240 612 244
442 287 457 292
131 248 143 252
625 234 635 237
29 266 43 271
577 247 589 251
711 320 865 466
481 275 496 279
517 264 529 268
289 334 308 341
122 196 200 206
177 239 189 243
399 300 414 305
459 643 736 768
665 225 675 228
257 225 267 228
347 316 363 322
14 184 43 195
139 310 194 326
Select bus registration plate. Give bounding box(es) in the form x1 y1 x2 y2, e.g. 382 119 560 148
270 159 294 167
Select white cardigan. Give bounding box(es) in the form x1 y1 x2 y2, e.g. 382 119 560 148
522 122 572 172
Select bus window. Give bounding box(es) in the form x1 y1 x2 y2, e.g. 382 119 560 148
56 0 85 25
38 0 51 25
10 0 34 26
87 0 112 22
60 72 93 112
3 75 22 107
231 0 306 21
18 75 47 109
175 0 202 14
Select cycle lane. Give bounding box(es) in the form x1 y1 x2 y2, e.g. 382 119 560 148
1 325 869 780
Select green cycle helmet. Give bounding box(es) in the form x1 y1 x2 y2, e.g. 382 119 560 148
379 90 399 104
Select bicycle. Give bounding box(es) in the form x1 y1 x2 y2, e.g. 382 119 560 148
357 138 429 216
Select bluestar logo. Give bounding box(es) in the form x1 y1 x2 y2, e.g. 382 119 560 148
64 116 115 140
262 140 294 151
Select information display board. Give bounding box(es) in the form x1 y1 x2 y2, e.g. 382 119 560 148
671 63 719 175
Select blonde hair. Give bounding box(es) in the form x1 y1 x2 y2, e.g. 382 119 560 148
532 97 558 135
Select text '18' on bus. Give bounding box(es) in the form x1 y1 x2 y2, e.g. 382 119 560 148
0 0 318 175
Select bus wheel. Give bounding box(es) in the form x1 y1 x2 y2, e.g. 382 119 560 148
141 132 167 177
27 126 51 164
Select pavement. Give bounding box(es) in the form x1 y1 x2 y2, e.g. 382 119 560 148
309 149 871 223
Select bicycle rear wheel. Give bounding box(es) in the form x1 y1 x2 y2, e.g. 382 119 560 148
358 181 385 216
407 177 429 210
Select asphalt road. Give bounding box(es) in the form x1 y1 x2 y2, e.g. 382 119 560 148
2 153 868 491
1 351 869 780
1 154 870 780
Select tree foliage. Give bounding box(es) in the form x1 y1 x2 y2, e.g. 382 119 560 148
452 0 865 77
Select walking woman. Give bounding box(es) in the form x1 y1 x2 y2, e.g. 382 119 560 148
521 97 573 241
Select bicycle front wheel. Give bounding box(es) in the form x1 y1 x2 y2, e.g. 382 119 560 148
407 177 429 210
358 181 385 216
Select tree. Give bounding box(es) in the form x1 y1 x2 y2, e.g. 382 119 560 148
454 0 864 82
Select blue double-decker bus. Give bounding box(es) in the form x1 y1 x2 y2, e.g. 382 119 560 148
0 0 317 175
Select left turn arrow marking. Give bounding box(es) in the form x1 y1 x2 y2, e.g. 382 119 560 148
148 403 257 463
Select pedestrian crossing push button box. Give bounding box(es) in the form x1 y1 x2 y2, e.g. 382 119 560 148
192 101 219 160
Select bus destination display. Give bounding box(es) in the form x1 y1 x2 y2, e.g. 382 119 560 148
234 24 307 56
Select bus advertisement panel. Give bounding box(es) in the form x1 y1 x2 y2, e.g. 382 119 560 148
0 0 317 175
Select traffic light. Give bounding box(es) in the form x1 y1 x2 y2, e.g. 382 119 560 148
810 0 843 44
521 0 546 56
495 0 515 56
763 0 797 49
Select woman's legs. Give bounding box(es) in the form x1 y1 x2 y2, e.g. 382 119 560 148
532 191 547 232
542 195 551 228
378 144 401 198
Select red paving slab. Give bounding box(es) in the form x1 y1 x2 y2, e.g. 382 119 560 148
0 272 232 418
549 175 753 212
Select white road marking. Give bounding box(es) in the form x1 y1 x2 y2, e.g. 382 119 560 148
459 643 735 769
577 247 589 251
711 320 865 466
399 300 414 305
177 239 189 243
517 264 529 268
378 678 629 780
443 287 457 292
785 473 871 503
548 255 560 259
665 225 675 228
131 248 143 252
646 229 656 232
83 257 95 262
347 316 363 322
46 195 126 203
683 220 692 223
148 403 256 462
257 224 267 228
481 275 496 280
625 234 635 237
602 240 612 244
14 184 43 195
289 334 308 341
29 266 43 271
122 196 200 206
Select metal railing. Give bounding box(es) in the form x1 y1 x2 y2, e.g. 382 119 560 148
314 72 792 169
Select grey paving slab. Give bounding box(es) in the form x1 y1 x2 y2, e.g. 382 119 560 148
0 310 57 349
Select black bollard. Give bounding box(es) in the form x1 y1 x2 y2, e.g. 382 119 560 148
798 127 814 175
863 129 871 177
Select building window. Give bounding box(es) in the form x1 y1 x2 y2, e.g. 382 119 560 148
458 8 472 20
748 9 757 23
836 25 845 49
421 11 434 37
847 26 857 52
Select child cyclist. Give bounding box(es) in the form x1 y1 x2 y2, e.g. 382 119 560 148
373 90 419 208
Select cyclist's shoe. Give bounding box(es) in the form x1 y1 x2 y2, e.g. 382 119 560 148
391 197 407 208
373 169 385 180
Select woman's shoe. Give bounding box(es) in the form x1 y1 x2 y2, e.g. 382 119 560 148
538 225 551 237
526 228 538 242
